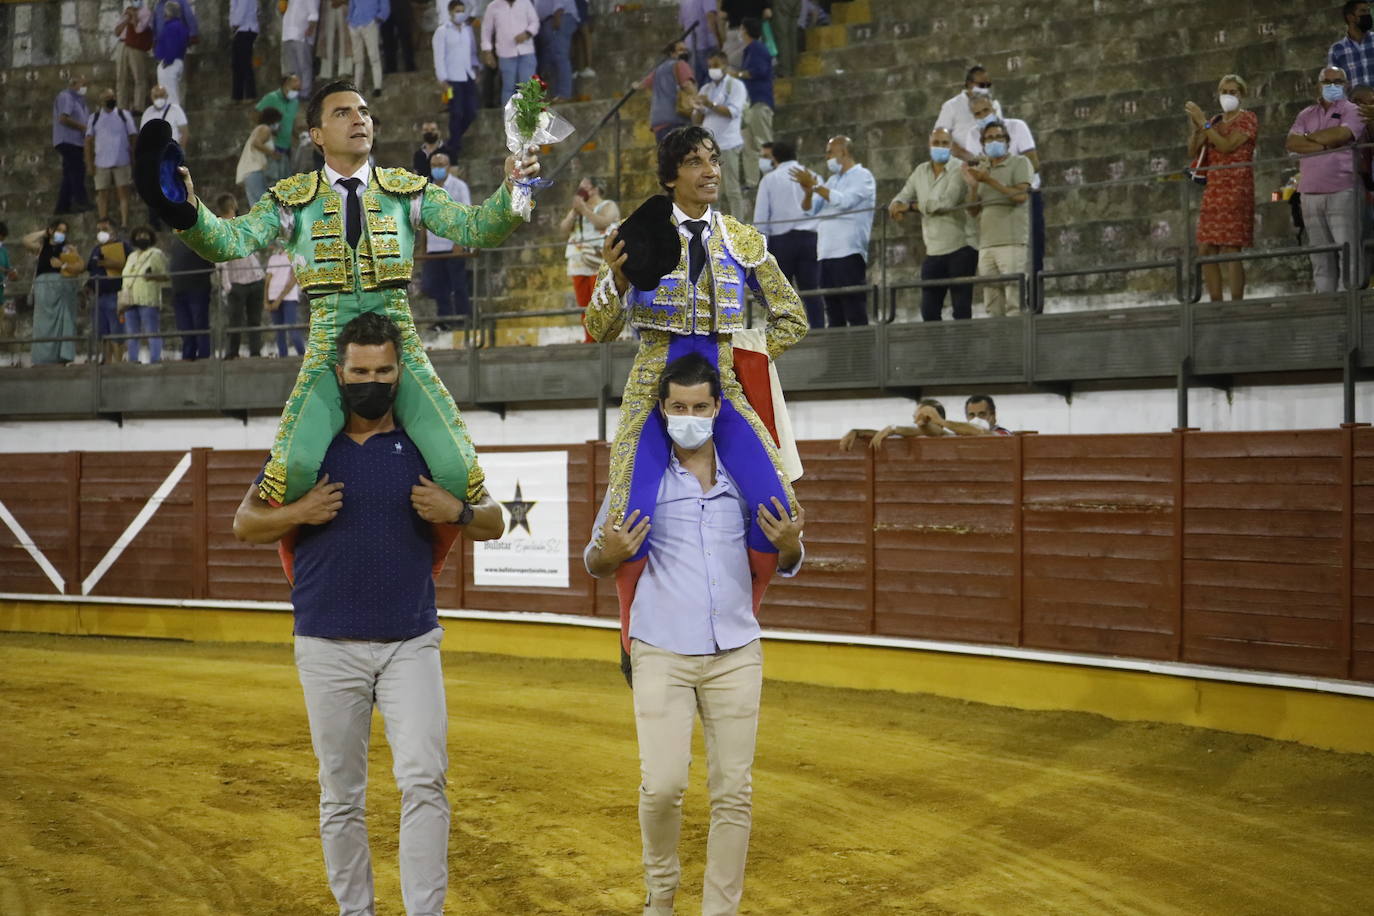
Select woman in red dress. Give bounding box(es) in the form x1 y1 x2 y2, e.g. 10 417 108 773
1187 74 1258 301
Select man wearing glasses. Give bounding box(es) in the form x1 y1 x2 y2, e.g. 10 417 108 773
935 64 1005 162
963 120 1033 316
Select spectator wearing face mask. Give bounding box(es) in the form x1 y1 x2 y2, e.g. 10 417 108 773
694 50 747 215
678 0 721 88
641 40 698 142
114 3 154 113
256 73 303 181
85 89 139 229
229 0 259 101
791 135 876 327
213 194 267 359
1185 74 1257 302
754 138 822 327
964 120 1032 317
962 95 1042 301
86 218 131 365
889 127 979 321
140 85 190 145
121 226 170 365
558 175 619 341
734 16 773 191
52 75 94 216
412 119 452 177
22 220 83 365
417 152 476 333
433 0 480 156
154 0 190 109
935 65 1004 163
281 0 320 98
264 241 306 357
1331 2 1374 89
838 397 992 451
1287 66 1365 293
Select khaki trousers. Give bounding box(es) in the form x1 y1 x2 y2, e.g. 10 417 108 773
631 638 763 916
351 21 384 93
717 145 744 217
114 43 150 112
740 102 773 188
978 243 1028 316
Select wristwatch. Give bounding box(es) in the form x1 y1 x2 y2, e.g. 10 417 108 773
455 501 474 526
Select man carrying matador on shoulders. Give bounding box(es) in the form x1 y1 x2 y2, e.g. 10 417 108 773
134 77 540 515
587 124 809 655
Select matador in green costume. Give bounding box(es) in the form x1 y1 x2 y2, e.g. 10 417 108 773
173 80 539 506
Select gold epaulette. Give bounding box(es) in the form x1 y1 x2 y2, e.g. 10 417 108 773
718 214 767 268
376 167 429 196
268 171 322 208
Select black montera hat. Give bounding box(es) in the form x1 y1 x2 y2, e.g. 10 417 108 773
615 194 681 292
133 119 197 231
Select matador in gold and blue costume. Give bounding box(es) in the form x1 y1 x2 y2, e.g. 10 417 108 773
585 199 808 647
176 167 523 507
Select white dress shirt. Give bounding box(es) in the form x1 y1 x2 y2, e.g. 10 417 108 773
699 74 747 151
752 159 816 237
281 0 320 43
934 91 1004 151
432 20 478 83
426 176 471 252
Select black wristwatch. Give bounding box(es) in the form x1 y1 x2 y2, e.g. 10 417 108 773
455 501 474 526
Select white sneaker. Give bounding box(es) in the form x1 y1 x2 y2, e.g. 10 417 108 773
578 67 597 78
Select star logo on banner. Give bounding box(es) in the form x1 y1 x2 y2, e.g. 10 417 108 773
502 481 537 535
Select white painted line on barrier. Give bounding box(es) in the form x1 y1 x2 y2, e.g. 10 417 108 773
5 591 1374 699
0 502 66 593
80 452 193 596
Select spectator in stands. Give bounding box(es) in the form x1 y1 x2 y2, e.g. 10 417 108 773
679 0 722 88
559 175 619 341
481 0 539 105
534 0 577 101
720 0 768 68
264 241 306 357
964 95 1042 287
230 0 259 102
964 394 1010 434
239 108 284 207
154 1 190 109
282 0 320 99
214 194 267 358
792 135 876 326
695 51 747 215
1331 2 1374 88
153 0 200 40
936 65 1003 163
735 16 774 191
319 0 353 82
85 89 139 229
433 0 480 156
140 85 190 146
966 120 1032 316
571 0 595 80
23 220 82 365
0 224 14 314
257 74 303 181
418 151 474 332
889 127 979 321
114 3 154 113
837 397 993 451
754 138 822 327
121 226 169 365
380 0 417 76
52 75 93 216
1186 74 1258 302
168 234 213 361
412 120 449 176
86 219 129 365
1287 66 1365 293
349 0 389 96
642 40 697 142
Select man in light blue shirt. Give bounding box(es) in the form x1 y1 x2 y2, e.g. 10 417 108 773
229 0 259 101
753 138 821 327
433 0 480 155
585 352 804 916
791 134 875 326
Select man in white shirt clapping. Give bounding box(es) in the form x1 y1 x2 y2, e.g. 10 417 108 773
693 50 747 216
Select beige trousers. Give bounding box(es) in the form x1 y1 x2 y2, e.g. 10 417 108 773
114 43 150 112
351 21 383 93
978 243 1028 316
717 145 744 217
632 638 763 916
740 102 774 188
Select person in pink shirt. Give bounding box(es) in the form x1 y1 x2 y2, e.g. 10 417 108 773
480 0 539 104
1287 65 1366 292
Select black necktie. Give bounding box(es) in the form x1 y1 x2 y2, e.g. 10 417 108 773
340 177 362 249
685 219 707 283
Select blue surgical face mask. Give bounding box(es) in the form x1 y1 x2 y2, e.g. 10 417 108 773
985 140 1008 159
664 412 715 450
929 146 952 164
976 114 996 128
826 157 841 174
1323 82 1346 102
431 166 449 182
51 231 66 244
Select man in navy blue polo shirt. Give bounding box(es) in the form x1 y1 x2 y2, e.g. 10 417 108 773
232 311 504 916
734 17 774 191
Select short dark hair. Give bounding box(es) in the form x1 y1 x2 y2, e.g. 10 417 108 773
663 39 682 56
657 125 720 191
965 394 996 414
771 139 796 162
1345 1 1366 19
281 72 298 87
918 397 946 419
741 16 762 39
0 221 7 236
965 64 987 84
658 352 722 402
336 312 402 363
259 106 282 125
980 119 1007 140
215 192 239 215
306 78 363 132
708 49 729 64
448 0 465 8
130 225 156 245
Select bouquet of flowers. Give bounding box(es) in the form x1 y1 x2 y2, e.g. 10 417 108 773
503 76 575 221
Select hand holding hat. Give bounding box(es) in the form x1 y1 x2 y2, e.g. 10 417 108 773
133 119 198 232
609 195 680 293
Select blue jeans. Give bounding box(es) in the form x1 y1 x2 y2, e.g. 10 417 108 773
446 80 479 157
243 169 269 208
421 256 470 320
272 299 306 356
498 53 536 105
124 304 162 363
536 15 574 98
173 287 211 360
96 292 120 338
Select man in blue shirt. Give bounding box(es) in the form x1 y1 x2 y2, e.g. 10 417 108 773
735 17 773 191
585 352 804 916
1330 2 1374 90
791 134 876 326
232 311 505 916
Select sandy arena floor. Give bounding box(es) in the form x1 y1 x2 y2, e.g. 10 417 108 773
0 632 1371 915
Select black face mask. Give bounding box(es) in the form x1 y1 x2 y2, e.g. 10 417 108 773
103 98 116 110
341 381 397 420
1360 12 1373 30
422 131 439 144
677 52 690 61
133 237 152 249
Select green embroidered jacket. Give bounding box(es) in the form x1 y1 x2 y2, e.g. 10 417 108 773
176 167 521 295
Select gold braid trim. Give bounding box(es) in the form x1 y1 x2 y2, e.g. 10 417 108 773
269 171 322 208
375 167 429 195
718 214 768 268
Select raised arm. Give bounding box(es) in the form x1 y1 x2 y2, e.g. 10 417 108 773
420 181 524 248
